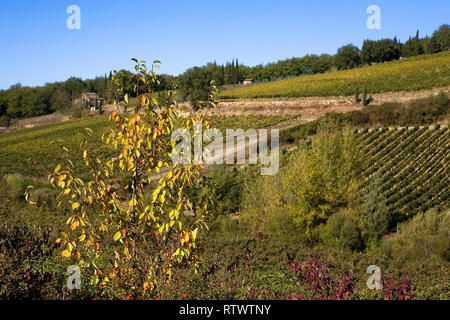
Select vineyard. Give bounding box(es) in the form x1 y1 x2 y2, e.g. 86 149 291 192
0 114 292 178
219 51 450 99
357 125 449 220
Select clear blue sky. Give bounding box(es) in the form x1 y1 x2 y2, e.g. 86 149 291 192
0 0 448 89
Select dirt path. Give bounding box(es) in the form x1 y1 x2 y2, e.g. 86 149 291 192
212 86 450 118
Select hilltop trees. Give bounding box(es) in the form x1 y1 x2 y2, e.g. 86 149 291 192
177 59 243 108
361 38 402 64
431 24 450 52
334 44 361 70
402 31 424 57
0 69 176 122
1 25 449 122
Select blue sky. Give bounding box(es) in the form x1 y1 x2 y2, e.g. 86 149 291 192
0 0 448 89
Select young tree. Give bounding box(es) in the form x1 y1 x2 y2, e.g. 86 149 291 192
45 59 214 299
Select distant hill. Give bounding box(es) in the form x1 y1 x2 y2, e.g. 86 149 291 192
219 52 450 99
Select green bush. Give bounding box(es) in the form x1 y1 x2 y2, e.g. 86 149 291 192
203 166 243 216
380 208 450 262
81 109 90 118
29 188 58 211
0 115 10 127
241 125 362 241
69 105 82 118
319 209 363 251
0 174 26 200
240 171 283 236
432 90 450 114
356 176 392 248
372 103 400 125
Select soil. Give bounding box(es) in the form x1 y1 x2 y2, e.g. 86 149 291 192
2 86 448 133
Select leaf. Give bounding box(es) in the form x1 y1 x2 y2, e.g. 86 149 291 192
70 221 78 231
72 202 80 210
113 231 121 241
191 228 198 242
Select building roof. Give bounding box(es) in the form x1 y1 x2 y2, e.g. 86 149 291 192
84 92 98 99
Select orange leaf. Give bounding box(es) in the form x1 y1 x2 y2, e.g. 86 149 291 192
70 221 79 231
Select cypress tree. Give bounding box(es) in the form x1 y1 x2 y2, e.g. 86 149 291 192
235 58 240 84
415 30 420 56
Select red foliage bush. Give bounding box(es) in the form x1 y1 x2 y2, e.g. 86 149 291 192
288 254 414 300
288 255 354 300
382 275 414 300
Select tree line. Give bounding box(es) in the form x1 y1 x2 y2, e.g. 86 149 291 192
0 24 448 124
177 24 449 105
0 71 174 124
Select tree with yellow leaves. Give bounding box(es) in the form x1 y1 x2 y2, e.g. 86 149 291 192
46 59 215 299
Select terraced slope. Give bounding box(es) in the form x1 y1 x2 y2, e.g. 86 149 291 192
220 51 450 99
0 115 292 178
357 126 449 219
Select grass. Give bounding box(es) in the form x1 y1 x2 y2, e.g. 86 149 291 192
219 51 450 99
0 114 293 179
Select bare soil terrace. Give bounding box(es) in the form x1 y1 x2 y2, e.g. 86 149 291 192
211 86 450 120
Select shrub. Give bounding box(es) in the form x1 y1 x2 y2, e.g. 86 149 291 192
381 275 414 300
347 110 370 126
81 109 90 118
199 165 243 216
288 255 355 300
373 103 400 125
240 170 283 237
0 221 62 299
0 174 25 200
29 188 58 211
68 104 82 118
432 90 450 114
319 209 363 251
356 176 392 247
0 115 10 127
380 208 450 262
283 127 362 235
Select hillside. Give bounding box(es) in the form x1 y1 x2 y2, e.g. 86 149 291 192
0 114 293 178
358 126 449 220
219 52 450 99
